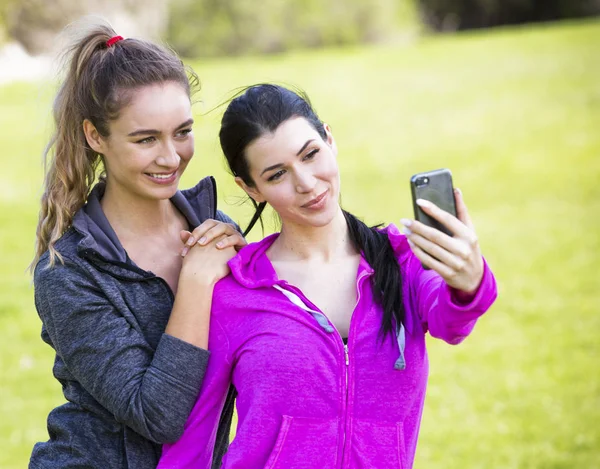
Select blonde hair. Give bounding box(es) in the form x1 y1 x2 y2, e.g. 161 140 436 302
32 19 198 272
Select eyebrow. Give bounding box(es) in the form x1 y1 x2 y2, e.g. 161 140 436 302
259 139 315 176
127 118 194 137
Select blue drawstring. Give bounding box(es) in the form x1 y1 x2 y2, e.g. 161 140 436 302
394 323 406 370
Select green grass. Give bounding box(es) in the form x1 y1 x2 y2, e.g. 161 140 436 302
2 18 599 468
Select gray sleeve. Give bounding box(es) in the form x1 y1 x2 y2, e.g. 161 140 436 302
215 210 242 234
34 256 210 444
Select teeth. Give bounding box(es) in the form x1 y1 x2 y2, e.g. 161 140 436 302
148 172 175 179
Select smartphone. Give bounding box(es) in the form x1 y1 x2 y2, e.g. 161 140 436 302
410 167 457 237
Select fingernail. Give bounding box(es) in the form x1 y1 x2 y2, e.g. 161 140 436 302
402 227 412 236
455 187 462 195
181 246 189 257
416 199 431 208
198 236 207 245
407 239 415 248
216 241 224 248
400 218 412 227
186 237 195 246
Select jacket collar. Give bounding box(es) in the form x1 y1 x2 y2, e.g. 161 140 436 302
72 176 217 265
228 231 374 290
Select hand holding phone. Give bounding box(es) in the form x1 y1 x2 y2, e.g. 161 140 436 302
410 169 457 236
403 169 484 294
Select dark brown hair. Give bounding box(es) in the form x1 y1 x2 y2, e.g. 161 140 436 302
219 84 405 335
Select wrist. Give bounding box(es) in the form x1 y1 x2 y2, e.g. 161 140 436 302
179 265 219 288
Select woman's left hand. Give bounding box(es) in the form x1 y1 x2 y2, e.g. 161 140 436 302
401 188 484 295
180 219 247 257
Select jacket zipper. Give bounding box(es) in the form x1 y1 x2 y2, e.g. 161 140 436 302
339 269 371 468
275 269 372 468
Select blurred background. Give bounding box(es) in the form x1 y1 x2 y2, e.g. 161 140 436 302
1 1 599 468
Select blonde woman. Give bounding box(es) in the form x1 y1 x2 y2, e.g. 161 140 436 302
29 21 243 469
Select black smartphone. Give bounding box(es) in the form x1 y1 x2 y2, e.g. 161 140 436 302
410 168 457 237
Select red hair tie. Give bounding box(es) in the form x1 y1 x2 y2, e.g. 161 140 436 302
106 35 124 48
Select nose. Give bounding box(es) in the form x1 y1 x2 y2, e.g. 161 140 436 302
294 167 316 193
156 138 181 168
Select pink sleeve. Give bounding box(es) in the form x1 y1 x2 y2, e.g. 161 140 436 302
386 223 498 345
158 318 232 468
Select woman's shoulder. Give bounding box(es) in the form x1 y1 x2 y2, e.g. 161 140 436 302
35 229 82 272
380 223 412 262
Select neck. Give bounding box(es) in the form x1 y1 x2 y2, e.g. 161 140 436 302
271 207 355 262
100 180 180 237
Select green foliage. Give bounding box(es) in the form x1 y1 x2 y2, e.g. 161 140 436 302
0 0 16 44
2 18 600 469
417 0 600 30
166 0 403 57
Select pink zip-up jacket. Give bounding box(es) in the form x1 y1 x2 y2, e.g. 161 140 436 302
159 224 497 469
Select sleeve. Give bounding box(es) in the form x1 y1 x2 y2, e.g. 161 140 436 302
215 210 242 234
158 317 233 469
387 224 498 345
34 255 211 443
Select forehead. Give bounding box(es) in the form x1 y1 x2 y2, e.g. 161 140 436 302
112 82 191 131
246 117 320 167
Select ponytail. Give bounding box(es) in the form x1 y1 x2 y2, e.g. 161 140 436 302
31 25 112 271
343 211 405 337
243 201 267 237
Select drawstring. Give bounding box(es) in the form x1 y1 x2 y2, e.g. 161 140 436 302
273 285 334 333
273 284 406 370
394 323 406 370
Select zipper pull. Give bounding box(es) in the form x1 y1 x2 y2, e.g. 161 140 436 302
344 343 349 366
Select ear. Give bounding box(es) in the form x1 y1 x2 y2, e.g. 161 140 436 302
83 119 107 154
323 123 338 157
235 176 266 204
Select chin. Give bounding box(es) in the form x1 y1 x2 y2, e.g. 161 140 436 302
302 209 340 228
142 184 179 201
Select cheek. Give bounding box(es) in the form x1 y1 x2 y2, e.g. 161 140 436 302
179 138 195 162
262 183 296 212
320 156 339 181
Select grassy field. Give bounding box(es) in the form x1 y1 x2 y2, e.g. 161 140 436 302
1 18 599 468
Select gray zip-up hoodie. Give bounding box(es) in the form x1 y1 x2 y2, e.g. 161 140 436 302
30 176 236 469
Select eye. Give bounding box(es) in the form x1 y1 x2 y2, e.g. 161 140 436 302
176 128 193 138
267 169 286 182
136 136 156 144
303 149 319 160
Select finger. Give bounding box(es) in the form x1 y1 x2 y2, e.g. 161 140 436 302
197 222 239 246
407 238 454 278
180 230 192 244
401 219 470 259
415 198 471 239
215 232 248 251
185 219 219 248
406 231 466 271
180 230 193 257
454 188 474 230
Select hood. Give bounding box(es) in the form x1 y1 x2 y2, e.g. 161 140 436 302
227 232 281 289
72 176 217 264
227 229 377 290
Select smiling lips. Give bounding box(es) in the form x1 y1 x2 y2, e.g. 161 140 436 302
145 170 177 185
302 189 329 209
